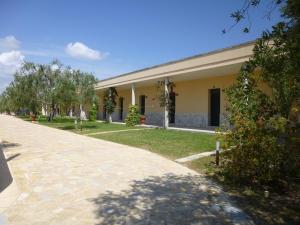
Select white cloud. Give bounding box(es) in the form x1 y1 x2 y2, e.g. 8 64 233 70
0 51 25 77
0 35 21 50
65 42 108 60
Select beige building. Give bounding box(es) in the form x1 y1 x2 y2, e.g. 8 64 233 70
95 41 255 128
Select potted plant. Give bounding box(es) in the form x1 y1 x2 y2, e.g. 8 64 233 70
140 115 146 125
30 112 36 122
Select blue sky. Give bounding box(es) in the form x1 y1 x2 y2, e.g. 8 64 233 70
0 0 282 92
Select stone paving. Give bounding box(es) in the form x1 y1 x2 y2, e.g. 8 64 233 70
0 115 254 225
175 151 216 163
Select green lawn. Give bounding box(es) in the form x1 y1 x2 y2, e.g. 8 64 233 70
20 116 216 159
38 120 135 134
93 128 215 159
186 156 300 225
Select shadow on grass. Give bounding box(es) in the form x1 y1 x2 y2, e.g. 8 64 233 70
0 141 20 193
90 174 253 225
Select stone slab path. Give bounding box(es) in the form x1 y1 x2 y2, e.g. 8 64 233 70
175 151 216 163
86 128 148 136
0 115 254 225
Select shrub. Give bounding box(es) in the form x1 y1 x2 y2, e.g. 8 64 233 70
125 105 140 127
219 115 292 185
89 104 97 121
52 115 75 123
37 115 47 122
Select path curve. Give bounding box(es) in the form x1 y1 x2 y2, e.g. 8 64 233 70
0 115 254 225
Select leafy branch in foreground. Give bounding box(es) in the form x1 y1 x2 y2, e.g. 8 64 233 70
219 0 300 186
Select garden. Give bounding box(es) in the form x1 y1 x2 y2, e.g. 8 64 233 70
21 115 216 160
1 0 300 224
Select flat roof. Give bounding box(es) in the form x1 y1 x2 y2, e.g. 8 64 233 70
96 40 255 89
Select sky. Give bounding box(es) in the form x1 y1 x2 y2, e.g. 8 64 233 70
0 0 282 92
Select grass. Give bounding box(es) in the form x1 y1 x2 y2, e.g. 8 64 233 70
20 115 215 159
93 128 215 159
38 120 135 134
186 156 300 225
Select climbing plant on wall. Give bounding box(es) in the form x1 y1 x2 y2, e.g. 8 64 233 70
103 87 118 123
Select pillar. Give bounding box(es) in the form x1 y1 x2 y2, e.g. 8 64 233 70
131 83 136 105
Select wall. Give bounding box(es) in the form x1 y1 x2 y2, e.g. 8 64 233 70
96 73 271 128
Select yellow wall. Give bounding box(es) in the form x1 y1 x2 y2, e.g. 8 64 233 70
174 74 235 114
96 73 273 120
96 74 237 116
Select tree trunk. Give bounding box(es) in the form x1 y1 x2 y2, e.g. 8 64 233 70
79 104 87 120
164 78 169 129
108 114 112 123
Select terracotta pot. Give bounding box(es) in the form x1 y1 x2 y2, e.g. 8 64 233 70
30 114 36 122
140 116 146 125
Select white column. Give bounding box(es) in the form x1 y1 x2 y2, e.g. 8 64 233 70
164 78 169 129
131 83 136 105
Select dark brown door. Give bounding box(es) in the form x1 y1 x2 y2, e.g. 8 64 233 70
103 98 106 120
119 97 124 120
169 92 176 123
139 95 146 115
210 88 220 126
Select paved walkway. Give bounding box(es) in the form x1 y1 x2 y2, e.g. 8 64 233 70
86 128 149 136
0 115 254 225
175 151 216 163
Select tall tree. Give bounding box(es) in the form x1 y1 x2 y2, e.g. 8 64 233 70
73 70 98 120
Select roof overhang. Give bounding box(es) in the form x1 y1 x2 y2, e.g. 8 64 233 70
95 41 255 90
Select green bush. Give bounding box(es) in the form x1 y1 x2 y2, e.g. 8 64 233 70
219 115 296 185
125 105 140 127
52 115 75 123
37 115 47 122
89 104 97 121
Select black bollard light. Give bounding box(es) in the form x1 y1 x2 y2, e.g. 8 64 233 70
216 141 220 166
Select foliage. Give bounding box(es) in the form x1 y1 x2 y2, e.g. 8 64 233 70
156 80 176 110
73 70 98 114
89 104 97 121
220 0 300 185
52 115 75 123
0 60 98 120
103 87 118 122
223 0 283 33
125 105 140 126
37 115 48 122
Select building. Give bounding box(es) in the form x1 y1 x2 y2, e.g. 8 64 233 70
95 41 256 129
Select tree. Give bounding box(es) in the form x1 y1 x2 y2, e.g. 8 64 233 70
0 61 98 122
54 68 77 116
73 70 98 120
35 61 62 120
219 0 300 185
156 79 177 128
12 62 41 115
103 87 118 123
